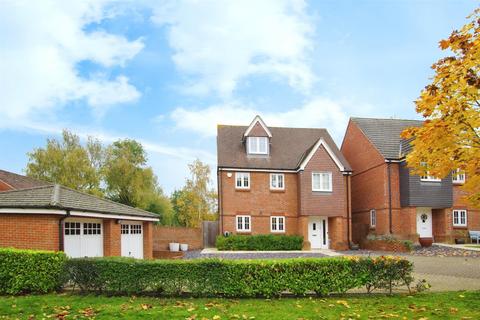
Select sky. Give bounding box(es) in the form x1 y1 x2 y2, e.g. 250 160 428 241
0 0 476 194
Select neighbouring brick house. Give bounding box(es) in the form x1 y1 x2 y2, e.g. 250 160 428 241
341 117 479 244
0 170 158 258
217 116 353 250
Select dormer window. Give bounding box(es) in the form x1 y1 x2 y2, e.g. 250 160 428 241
247 137 269 155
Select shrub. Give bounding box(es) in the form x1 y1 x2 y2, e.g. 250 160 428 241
0 248 67 295
65 256 413 297
216 234 303 251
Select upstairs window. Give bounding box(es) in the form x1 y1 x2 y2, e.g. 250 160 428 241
235 172 250 189
453 210 467 227
420 162 441 182
247 137 269 155
312 172 332 192
452 169 465 184
270 173 285 190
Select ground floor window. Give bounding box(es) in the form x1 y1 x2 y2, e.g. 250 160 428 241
453 209 467 227
370 209 376 228
236 215 251 232
270 216 285 233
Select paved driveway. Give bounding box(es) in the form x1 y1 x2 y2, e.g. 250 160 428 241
405 255 480 292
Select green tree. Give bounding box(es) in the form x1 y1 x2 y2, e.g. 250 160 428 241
172 159 217 227
26 130 103 195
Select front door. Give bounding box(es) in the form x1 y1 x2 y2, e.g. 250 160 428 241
416 208 433 238
308 217 328 249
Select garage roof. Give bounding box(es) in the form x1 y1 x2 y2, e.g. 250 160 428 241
0 184 159 219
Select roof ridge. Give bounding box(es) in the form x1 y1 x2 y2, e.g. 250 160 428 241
51 184 61 206
58 185 156 216
0 184 54 194
351 116 423 122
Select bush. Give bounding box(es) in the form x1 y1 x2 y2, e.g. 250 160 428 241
0 248 67 294
65 256 413 297
216 234 303 251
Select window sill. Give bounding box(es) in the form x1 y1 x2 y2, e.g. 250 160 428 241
235 188 251 192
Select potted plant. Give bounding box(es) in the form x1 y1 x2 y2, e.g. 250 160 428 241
418 237 433 247
180 243 189 251
169 242 180 252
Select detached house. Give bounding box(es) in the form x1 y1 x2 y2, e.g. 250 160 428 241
217 116 352 250
341 117 479 244
0 170 158 258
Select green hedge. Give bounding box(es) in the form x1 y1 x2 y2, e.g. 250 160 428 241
65 256 414 297
216 234 303 251
0 248 67 295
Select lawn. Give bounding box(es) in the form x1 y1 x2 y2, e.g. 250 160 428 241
464 245 480 248
0 291 479 319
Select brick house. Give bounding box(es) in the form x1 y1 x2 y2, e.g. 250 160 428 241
0 170 158 258
217 116 353 250
341 117 480 244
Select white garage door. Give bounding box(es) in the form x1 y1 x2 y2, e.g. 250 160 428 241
64 219 103 258
121 222 144 259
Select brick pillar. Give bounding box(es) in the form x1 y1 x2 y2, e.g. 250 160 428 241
298 216 310 250
143 222 153 259
328 216 348 250
103 219 121 257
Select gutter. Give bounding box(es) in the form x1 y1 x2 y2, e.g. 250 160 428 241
386 160 393 234
58 209 70 252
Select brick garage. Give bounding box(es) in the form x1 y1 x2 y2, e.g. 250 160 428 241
0 184 158 258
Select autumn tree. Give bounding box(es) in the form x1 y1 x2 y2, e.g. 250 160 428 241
26 130 104 195
171 159 217 227
402 9 480 207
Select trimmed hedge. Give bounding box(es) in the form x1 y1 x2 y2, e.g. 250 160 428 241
216 234 303 251
0 248 67 294
65 256 414 297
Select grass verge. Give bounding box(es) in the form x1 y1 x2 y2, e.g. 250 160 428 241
0 291 479 319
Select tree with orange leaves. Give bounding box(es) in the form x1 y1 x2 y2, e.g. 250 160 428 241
402 9 480 207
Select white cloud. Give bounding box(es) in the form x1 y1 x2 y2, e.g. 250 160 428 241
170 97 366 143
151 0 315 96
0 0 143 121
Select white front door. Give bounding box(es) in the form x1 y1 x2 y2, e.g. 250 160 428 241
121 222 144 259
416 208 433 238
64 219 103 258
308 217 328 249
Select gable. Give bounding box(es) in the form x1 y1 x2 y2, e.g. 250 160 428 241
243 115 272 138
298 139 347 172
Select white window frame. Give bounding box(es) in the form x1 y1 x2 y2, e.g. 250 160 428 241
270 216 285 233
312 172 333 192
247 137 269 155
452 169 466 184
236 215 251 232
370 209 376 228
270 173 285 190
420 162 441 182
235 172 250 189
453 209 467 227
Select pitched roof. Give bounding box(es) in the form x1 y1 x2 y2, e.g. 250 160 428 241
217 125 352 171
351 117 423 160
0 184 158 219
0 170 51 190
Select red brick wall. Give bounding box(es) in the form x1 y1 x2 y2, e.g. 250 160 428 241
299 145 348 217
153 226 203 250
143 222 153 259
220 171 299 234
103 219 121 256
0 214 60 251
